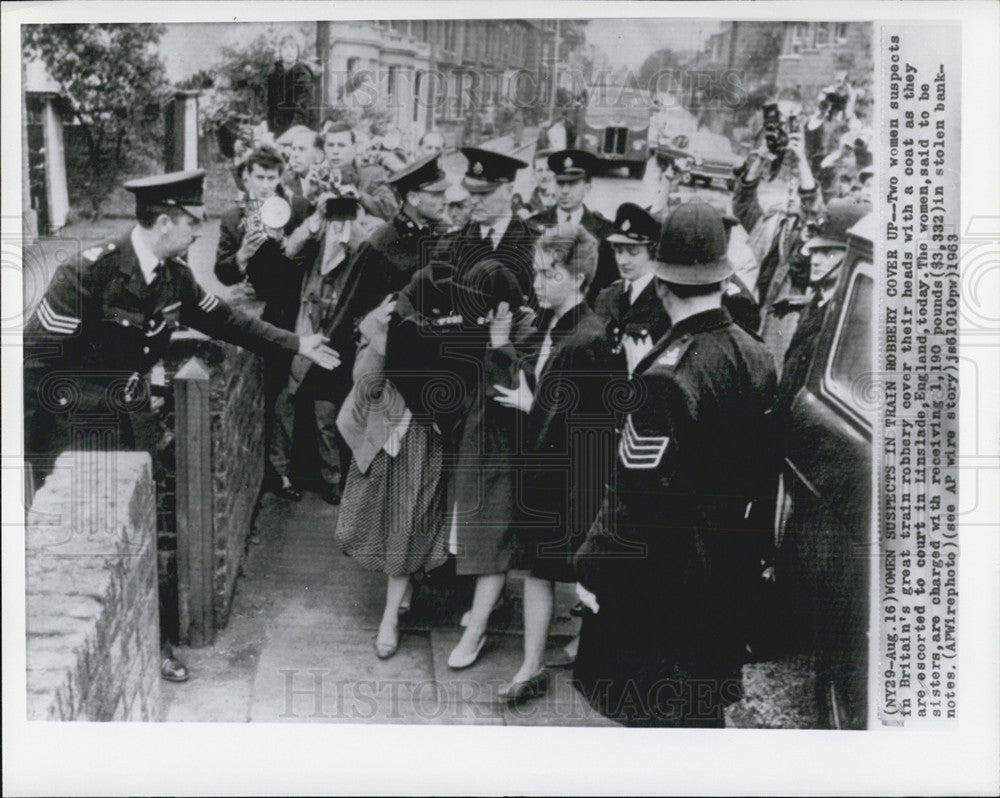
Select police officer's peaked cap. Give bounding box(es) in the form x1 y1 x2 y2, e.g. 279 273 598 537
802 199 871 253
124 169 207 220
460 147 528 193
388 153 450 196
547 149 598 183
606 202 660 245
654 201 734 285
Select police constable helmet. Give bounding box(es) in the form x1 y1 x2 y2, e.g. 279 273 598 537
654 201 734 285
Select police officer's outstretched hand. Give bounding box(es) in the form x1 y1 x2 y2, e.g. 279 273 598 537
298 333 341 370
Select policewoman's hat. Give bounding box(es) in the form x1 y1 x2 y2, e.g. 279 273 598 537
547 149 597 183
388 153 450 196
654 201 734 285
606 202 660 245
460 147 528 193
124 169 207 221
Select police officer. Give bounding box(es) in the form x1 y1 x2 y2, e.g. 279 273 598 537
572 201 777 727
442 147 537 303
23 169 340 682
347 152 450 303
528 149 616 305
594 202 670 373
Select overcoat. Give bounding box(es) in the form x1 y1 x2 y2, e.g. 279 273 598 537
489 303 619 582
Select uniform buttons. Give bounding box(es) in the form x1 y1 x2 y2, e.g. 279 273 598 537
58 397 68 406
143 346 150 354
122 320 130 327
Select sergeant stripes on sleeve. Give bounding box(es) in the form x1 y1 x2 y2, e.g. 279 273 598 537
36 297 81 335
197 293 220 313
618 414 670 469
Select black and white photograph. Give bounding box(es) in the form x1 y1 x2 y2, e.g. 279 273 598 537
3 2 998 795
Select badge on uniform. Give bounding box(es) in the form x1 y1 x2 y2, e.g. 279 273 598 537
657 336 691 368
618 415 669 469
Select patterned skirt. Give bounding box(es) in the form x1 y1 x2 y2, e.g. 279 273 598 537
335 420 449 577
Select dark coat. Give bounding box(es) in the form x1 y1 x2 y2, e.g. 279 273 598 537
386 259 533 575
24 234 298 488
593 277 671 363
443 216 540 306
214 192 313 330
266 60 317 136
527 204 617 306
490 303 618 582
572 307 777 726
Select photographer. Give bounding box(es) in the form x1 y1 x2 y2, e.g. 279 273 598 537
732 124 825 372
214 145 313 499
269 194 366 505
320 122 399 221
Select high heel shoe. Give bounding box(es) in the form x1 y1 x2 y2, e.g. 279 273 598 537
447 632 486 669
498 669 550 706
375 625 399 660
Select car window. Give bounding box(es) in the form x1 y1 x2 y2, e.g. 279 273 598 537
824 260 873 423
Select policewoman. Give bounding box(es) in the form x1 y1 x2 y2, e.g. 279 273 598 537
572 202 777 727
23 170 340 682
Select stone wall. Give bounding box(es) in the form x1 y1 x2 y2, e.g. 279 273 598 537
156 295 267 634
26 451 161 721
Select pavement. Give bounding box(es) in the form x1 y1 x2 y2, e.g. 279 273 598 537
161 491 618 726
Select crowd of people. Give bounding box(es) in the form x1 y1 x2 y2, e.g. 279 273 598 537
24 74 872 725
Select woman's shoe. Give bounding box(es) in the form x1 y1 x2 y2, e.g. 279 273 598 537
447 632 486 669
375 625 399 660
498 669 550 706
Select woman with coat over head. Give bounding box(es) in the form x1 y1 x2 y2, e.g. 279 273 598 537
488 226 618 704
334 295 449 659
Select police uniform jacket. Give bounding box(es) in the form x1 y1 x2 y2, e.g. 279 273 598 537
528 204 617 306
24 234 300 484
214 191 313 330
489 302 618 582
593 277 671 360
572 307 777 725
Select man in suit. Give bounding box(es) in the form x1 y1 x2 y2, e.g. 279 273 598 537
442 147 538 304
528 149 616 305
214 145 314 499
23 170 340 681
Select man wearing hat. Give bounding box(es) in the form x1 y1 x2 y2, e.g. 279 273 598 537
23 169 341 682
442 147 537 303
528 149 617 305
594 202 671 372
572 201 777 727
774 198 870 418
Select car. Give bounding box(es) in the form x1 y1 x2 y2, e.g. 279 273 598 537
656 130 741 190
774 213 875 729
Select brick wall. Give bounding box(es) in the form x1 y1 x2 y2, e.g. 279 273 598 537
156 295 267 634
26 452 161 721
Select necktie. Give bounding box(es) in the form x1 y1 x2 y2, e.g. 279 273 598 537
151 261 166 291
624 280 633 305
485 227 496 248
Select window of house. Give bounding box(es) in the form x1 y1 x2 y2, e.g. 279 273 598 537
815 22 830 46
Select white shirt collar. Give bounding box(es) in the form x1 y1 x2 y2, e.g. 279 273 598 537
130 226 161 284
627 272 655 304
480 214 512 247
561 205 584 227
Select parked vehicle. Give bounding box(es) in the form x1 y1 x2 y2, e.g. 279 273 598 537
656 130 741 190
775 213 875 729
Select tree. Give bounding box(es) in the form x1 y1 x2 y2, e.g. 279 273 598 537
23 24 169 217
638 48 682 92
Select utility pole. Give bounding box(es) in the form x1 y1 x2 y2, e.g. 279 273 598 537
549 18 560 113
316 21 331 123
